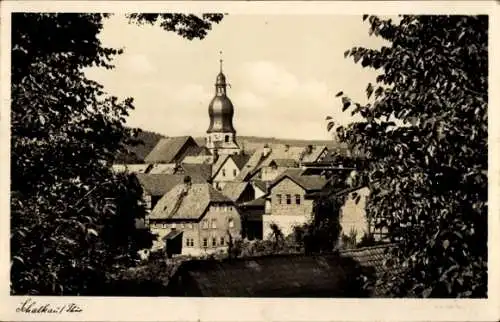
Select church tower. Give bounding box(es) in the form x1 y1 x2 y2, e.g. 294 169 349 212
206 56 240 155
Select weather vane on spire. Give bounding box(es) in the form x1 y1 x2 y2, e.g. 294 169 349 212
219 50 223 73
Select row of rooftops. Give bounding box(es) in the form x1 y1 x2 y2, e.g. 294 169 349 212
113 136 361 222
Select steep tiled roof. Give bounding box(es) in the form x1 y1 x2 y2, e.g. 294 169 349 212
235 150 266 181
221 181 250 202
135 174 187 197
340 244 401 297
165 244 399 297
240 196 266 207
181 163 212 182
300 146 328 163
145 136 198 164
211 155 231 178
231 154 251 169
268 168 327 192
149 183 233 220
236 144 316 181
148 163 177 174
251 180 268 193
270 158 298 168
166 252 375 297
182 155 213 165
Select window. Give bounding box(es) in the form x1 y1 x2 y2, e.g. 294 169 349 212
276 194 282 204
171 223 176 230
162 223 167 229
286 194 292 205
212 238 217 247
203 238 208 247
295 194 301 205
186 238 194 247
220 237 225 246
202 220 209 229
222 169 226 177
225 135 230 142
228 218 234 228
211 219 217 229
233 169 237 176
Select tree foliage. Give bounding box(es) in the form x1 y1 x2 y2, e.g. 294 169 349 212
126 14 224 40
11 13 223 295
328 15 487 297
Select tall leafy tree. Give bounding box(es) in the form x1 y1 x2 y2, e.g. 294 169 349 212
11 13 223 295
328 15 487 297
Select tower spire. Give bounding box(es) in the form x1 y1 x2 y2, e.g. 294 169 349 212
219 50 223 73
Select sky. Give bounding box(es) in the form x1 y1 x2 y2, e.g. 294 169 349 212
85 14 388 140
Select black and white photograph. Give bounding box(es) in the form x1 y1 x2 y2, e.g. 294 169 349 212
1 1 499 321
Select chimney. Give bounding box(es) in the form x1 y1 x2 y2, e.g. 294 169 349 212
307 144 313 154
183 175 192 192
262 144 271 158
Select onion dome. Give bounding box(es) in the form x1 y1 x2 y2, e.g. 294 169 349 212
207 59 236 134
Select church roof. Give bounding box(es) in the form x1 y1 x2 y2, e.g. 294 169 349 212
144 136 199 164
149 183 233 221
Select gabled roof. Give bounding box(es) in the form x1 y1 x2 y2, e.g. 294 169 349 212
221 181 250 202
211 155 231 178
269 158 298 168
231 154 251 169
180 163 212 182
149 183 233 220
135 173 197 197
268 169 327 192
300 146 328 163
235 144 313 181
251 180 267 193
144 136 198 164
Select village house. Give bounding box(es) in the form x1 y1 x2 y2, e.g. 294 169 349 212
148 177 242 255
211 153 250 190
263 169 328 238
134 173 206 223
